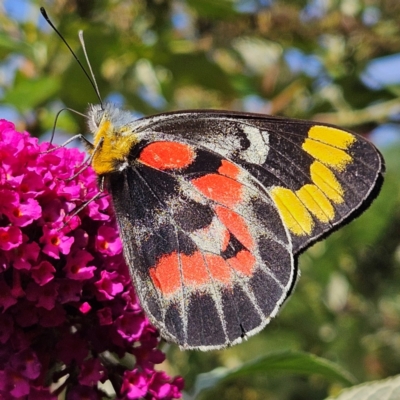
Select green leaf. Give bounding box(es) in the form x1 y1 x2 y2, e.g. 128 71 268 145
325 375 400 400
187 351 357 399
0 33 33 58
3 76 60 111
186 0 238 18
163 53 236 96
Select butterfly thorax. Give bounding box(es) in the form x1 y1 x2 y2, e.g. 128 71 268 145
87 104 139 176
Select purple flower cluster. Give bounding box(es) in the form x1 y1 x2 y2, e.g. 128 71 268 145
0 120 183 399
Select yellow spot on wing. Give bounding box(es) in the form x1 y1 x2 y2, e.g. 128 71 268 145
302 139 353 171
270 187 313 236
271 126 355 235
308 126 356 149
296 184 335 223
310 161 344 204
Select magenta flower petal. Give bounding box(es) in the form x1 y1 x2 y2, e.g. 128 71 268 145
116 312 146 342
57 279 82 303
148 371 184 399
79 301 91 314
0 120 183 398
121 369 149 399
18 171 45 198
134 342 166 373
95 225 122 256
0 369 30 398
0 280 17 310
87 196 110 221
56 332 88 365
95 270 124 300
13 300 39 327
0 226 22 250
64 250 96 280
97 307 113 326
0 313 14 343
40 226 74 259
38 304 66 327
26 281 58 310
0 190 19 216
78 358 104 386
8 198 42 227
31 261 56 286
12 240 40 270
149 372 173 398
10 349 41 380
40 198 64 224
28 387 58 400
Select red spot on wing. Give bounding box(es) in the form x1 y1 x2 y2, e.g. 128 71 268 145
181 252 209 286
218 160 240 179
205 254 231 284
228 250 256 276
150 227 256 293
184 253 235 285
150 252 181 295
150 250 236 294
150 251 214 294
214 206 254 250
192 174 243 207
182 252 241 286
139 141 195 170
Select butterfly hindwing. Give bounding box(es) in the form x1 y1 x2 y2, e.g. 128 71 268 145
107 140 296 350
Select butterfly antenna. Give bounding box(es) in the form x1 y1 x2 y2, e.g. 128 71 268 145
78 31 102 109
40 7 103 109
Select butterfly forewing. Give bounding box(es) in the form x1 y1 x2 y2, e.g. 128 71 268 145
133 111 384 254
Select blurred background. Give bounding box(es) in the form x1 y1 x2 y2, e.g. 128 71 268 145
1 0 400 399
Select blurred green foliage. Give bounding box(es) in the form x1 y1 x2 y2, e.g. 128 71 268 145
1 0 400 399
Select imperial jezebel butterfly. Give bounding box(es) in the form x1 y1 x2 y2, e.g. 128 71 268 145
41 8 384 350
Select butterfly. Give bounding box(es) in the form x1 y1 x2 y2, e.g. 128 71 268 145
41 8 385 351
86 104 384 350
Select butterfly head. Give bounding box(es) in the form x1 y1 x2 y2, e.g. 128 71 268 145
87 103 136 133
87 103 140 176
